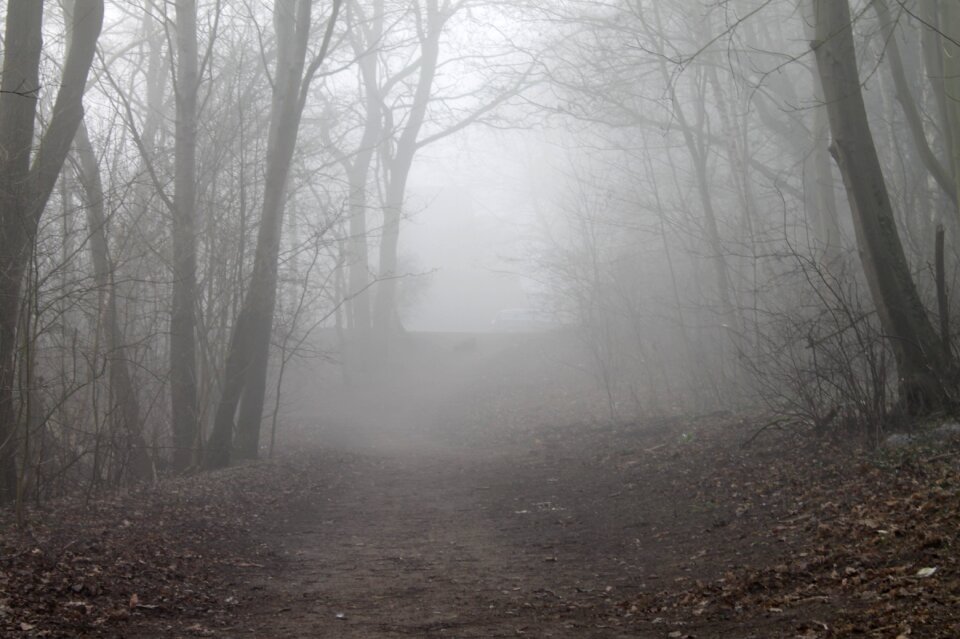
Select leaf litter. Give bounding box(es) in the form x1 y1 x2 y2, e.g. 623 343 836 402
0 414 958 637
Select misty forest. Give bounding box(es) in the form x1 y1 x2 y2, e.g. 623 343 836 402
1 0 960 636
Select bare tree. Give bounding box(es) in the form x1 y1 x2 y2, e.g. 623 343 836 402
332 0 539 355
811 0 953 412
342 0 383 337
0 0 105 501
170 0 202 471
205 0 343 468
72 122 154 483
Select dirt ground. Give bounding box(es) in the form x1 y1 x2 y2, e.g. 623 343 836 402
3 334 959 637
4 411 958 638
136 416 807 639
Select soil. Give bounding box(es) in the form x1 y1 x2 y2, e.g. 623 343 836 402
139 416 798 639
3 334 960 637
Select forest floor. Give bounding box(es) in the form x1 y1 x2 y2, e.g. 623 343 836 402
2 409 960 638
0 334 960 639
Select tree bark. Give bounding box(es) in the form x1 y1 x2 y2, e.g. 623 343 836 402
372 0 442 344
797 4 844 263
937 1 960 220
936 224 950 356
0 0 104 501
812 0 952 412
171 0 201 471
872 0 956 205
643 5 738 332
344 0 384 335
73 122 154 483
206 0 341 468
328 0 386 380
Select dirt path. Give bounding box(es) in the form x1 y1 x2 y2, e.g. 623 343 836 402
234 444 653 638
177 414 799 639
5 331 959 637
7 415 959 637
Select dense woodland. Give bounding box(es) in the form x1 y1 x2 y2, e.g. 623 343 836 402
0 0 958 515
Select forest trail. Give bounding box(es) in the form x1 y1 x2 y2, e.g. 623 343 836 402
4 313 959 639
4 410 959 637
193 410 783 639
225 418 959 639
235 443 652 638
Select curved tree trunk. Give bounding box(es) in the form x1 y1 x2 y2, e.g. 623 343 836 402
812 0 953 412
0 0 104 501
371 0 442 349
872 0 956 205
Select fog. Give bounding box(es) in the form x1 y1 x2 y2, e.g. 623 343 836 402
1 0 956 503
6 1 960 635
401 136 537 332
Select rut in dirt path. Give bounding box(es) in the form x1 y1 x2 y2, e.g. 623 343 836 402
235 445 655 639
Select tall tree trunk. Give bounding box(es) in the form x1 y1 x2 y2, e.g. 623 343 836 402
937 1 960 220
372 179 406 350
345 0 383 335
335 0 385 378
206 0 341 468
0 0 104 501
643 5 738 333
0 0 44 504
808 103 843 262
799 6 844 264
674 85 738 331
372 0 442 344
918 1 951 167
347 167 373 332
812 0 952 412
749 10 844 263
171 0 200 471
872 0 956 205
73 122 154 483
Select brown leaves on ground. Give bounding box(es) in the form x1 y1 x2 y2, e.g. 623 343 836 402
0 461 322 638
1 413 958 638
612 418 960 638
